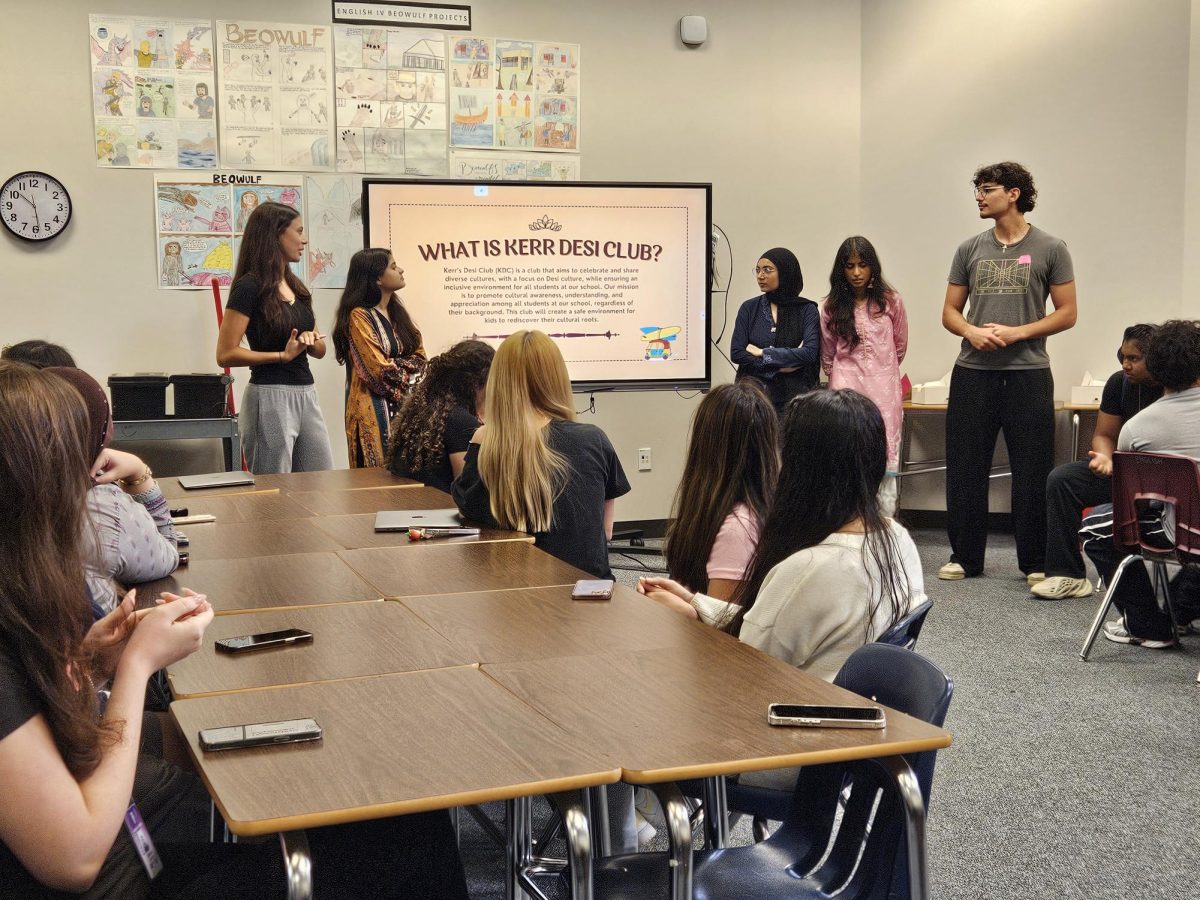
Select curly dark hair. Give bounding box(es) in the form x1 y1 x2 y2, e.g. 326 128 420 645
825 236 896 349
389 340 495 475
973 161 1037 213
1145 320 1200 391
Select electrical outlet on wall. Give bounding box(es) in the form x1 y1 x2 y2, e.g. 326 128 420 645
638 447 652 471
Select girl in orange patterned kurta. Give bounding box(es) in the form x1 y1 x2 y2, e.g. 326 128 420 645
331 248 426 467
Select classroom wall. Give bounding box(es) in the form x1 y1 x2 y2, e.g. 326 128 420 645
2 1 1197 520
0 0 860 521
861 0 1197 510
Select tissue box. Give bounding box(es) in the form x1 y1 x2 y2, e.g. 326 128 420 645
1070 384 1104 405
911 383 949 405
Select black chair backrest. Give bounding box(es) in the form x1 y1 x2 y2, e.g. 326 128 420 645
875 599 933 650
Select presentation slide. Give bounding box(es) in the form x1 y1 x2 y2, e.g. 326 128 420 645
363 179 711 390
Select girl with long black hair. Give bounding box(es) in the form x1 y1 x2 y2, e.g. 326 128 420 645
216 201 333 473
331 248 426 467
640 389 926 682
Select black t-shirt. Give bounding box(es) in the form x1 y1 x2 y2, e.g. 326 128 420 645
1099 370 1162 422
391 405 481 493
226 275 316 386
452 419 631 579
0 644 47 893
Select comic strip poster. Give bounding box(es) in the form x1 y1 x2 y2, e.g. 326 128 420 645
89 15 217 168
154 173 303 289
448 36 579 152
449 151 579 181
216 21 334 171
303 174 363 289
333 25 448 176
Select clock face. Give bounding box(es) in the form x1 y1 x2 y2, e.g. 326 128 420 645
3 172 72 242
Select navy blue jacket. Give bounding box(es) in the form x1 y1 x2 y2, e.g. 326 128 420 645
730 295 821 406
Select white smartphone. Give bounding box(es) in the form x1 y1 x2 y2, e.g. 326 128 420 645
767 703 886 729
199 718 323 751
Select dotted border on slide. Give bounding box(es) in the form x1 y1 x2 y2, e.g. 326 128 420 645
384 203 694 364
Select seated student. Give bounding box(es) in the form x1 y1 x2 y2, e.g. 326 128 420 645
0 362 470 899
452 330 630 579
389 339 494 493
1 339 76 368
639 388 926 682
662 381 778 601
1081 320 1200 647
1031 324 1162 599
49 367 180 615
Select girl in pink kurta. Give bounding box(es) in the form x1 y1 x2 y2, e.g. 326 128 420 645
820 236 908 514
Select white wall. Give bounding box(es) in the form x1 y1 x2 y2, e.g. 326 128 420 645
0 0 860 520
861 0 1196 509
3 0 1198 519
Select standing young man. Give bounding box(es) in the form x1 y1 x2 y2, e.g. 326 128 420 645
939 162 1078 581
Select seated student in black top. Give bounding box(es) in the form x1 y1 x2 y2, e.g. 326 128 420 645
389 339 494 493
452 330 631 579
1031 324 1163 599
0 362 469 899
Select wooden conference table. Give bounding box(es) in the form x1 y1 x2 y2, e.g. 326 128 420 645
156 468 951 900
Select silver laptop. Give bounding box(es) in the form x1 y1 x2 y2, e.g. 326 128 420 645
177 471 256 490
374 509 464 532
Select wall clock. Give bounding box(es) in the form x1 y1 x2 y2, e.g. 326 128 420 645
3 171 72 242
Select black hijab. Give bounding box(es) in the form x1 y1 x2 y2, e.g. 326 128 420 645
760 247 806 348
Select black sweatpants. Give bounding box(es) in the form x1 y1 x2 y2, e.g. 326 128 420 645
1044 459 1113 579
945 365 1054 576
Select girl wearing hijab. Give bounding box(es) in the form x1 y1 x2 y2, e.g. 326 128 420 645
730 247 821 410
47 367 180 616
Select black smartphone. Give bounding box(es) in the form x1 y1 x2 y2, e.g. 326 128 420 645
572 579 615 601
767 703 886 729
214 628 313 654
199 718 323 751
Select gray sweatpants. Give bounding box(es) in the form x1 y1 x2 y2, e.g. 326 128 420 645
241 383 334 474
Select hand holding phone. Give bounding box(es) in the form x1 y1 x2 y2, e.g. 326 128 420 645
571 579 615 601
767 703 886 729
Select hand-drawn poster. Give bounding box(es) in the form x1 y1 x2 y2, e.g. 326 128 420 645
154 174 303 289
333 25 448 176
449 151 579 181
89 15 217 168
304 174 364 289
216 21 334 171
448 36 579 152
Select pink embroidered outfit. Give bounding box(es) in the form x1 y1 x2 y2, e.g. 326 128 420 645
819 292 908 470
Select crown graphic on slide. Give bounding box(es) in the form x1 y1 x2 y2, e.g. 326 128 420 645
528 214 562 232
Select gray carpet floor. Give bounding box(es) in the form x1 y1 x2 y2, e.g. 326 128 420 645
456 529 1200 899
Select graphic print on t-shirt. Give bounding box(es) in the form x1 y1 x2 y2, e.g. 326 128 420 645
974 256 1032 294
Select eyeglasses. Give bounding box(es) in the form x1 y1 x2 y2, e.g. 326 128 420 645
973 185 1004 198
753 265 777 276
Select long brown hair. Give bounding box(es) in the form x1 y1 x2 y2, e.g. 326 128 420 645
477 331 574 532
231 201 311 343
0 362 119 778
725 389 910 641
332 248 422 364
390 340 494 475
663 381 779 593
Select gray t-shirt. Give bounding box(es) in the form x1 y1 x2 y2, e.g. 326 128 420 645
948 224 1074 370
1118 386 1200 459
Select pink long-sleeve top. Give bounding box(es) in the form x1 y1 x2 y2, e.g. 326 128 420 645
819 291 908 469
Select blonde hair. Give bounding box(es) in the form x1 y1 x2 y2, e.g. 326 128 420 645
477 331 575 532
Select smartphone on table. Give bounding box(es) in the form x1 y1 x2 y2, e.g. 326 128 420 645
571 579 615 601
214 628 313 654
767 703 886 729
199 718 323 751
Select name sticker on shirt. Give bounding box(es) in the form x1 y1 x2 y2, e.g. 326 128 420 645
124 804 163 880
1018 254 1032 265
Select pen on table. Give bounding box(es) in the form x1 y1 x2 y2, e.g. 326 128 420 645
408 527 481 541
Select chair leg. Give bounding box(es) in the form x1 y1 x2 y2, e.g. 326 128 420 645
278 831 313 900
547 791 593 900
872 756 929 900
1080 555 1140 660
506 796 533 900
585 786 612 858
701 776 729 849
752 816 772 842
